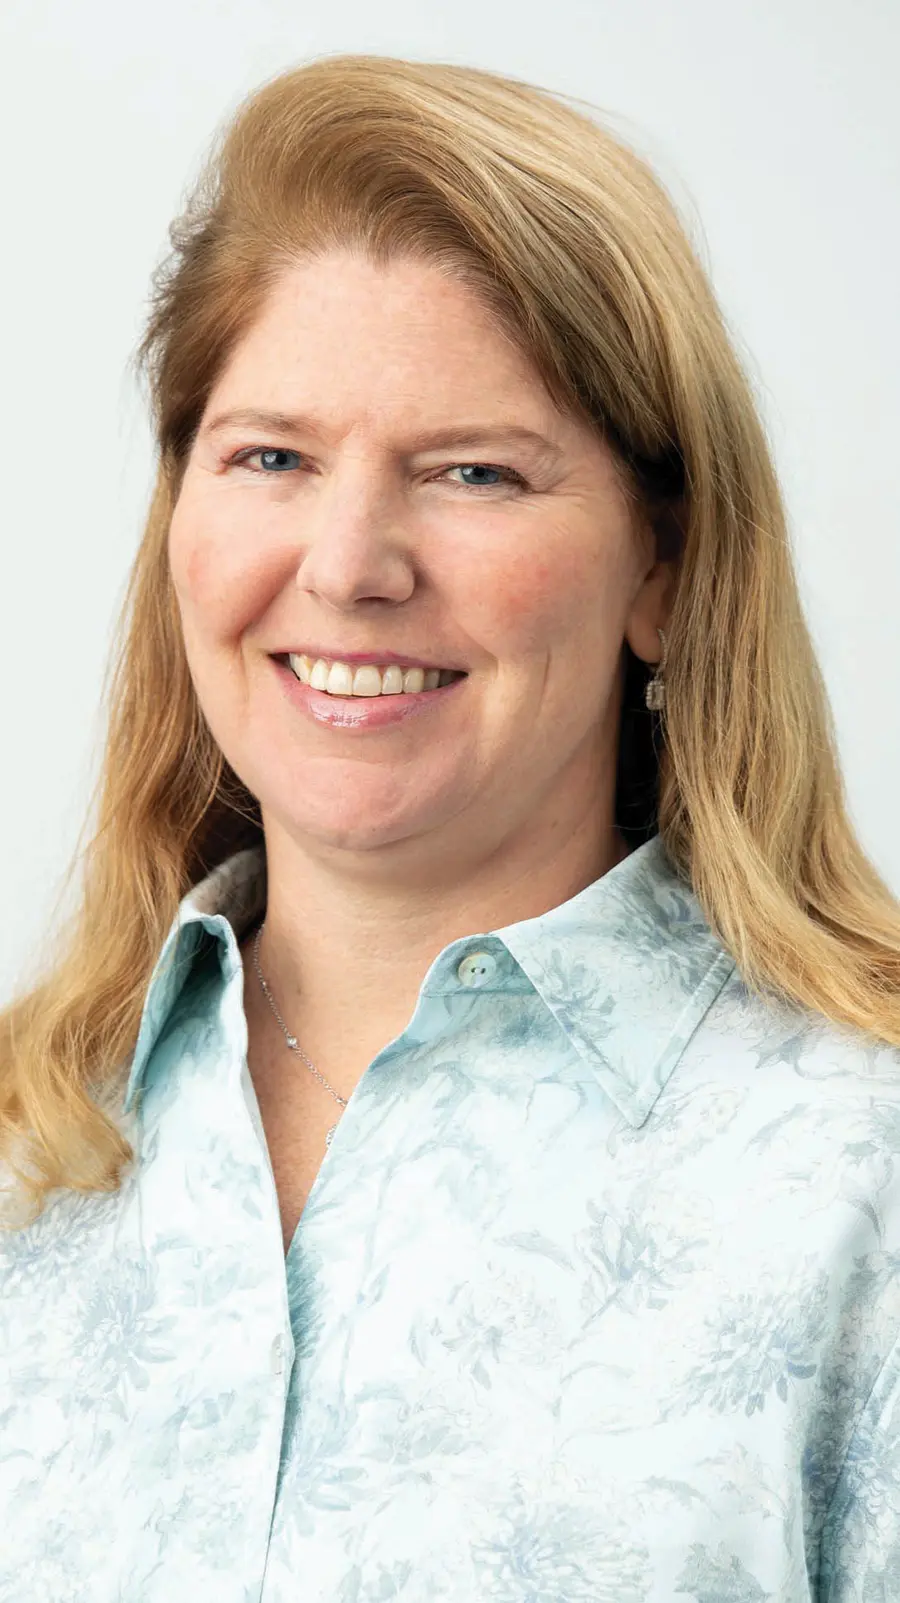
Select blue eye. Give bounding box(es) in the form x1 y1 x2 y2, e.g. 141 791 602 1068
228 447 526 492
243 448 300 473
449 464 516 489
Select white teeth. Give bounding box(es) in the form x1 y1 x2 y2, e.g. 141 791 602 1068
287 655 456 697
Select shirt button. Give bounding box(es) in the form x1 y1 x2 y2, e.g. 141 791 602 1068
270 1333 285 1377
456 949 498 988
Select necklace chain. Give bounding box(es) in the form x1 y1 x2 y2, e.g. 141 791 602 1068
251 921 348 1121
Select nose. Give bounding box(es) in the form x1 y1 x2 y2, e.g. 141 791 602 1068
291 475 418 610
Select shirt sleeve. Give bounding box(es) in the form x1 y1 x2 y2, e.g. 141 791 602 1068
818 1327 900 1599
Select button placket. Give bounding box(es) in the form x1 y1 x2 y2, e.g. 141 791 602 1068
270 1332 285 1377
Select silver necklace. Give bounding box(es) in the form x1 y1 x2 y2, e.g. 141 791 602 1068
251 920 347 1149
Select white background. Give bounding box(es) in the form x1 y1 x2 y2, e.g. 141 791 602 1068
1 0 897 1002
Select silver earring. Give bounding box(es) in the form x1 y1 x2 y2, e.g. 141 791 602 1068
644 628 668 711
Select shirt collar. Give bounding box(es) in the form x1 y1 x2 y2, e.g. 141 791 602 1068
495 834 735 1127
123 848 268 1115
123 833 734 1128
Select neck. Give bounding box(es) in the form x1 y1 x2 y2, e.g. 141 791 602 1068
240 801 630 1101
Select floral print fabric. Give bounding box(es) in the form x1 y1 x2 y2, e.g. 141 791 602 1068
1 832 899 1600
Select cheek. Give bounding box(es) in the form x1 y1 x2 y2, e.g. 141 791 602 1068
451 548 561 653
169 510 274 643
464 539 627 658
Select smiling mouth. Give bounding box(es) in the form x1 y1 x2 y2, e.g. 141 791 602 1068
276 654 467 698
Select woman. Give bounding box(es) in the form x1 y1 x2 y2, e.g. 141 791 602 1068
1 51 898 1603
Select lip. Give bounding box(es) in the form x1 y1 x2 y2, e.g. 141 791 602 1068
272 655 467 729
272 647 467 672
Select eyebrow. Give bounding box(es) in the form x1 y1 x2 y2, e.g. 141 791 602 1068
199 407 563 461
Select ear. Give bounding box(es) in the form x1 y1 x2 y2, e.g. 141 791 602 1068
624 555 677 665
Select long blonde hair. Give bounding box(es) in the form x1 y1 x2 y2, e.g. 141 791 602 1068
3 54 898 1225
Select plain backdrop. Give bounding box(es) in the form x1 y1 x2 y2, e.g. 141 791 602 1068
1 0 898 1003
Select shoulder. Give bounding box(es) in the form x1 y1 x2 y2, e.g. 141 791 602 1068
666 967 900 1300
693 974 900 1246
699 965 900 1109
690 969 900 1329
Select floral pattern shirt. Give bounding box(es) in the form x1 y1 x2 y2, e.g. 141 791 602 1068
2 832 899 1601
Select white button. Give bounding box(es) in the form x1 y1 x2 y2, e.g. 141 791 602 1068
456 949 498 987
270 1333 285 1376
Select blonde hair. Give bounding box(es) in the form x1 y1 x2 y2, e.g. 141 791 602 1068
2 54 898 1225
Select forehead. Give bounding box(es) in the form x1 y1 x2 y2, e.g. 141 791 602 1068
203 252 585 452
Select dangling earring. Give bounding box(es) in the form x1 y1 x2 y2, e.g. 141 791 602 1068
644 627 668 711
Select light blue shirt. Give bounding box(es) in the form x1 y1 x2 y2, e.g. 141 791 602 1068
2 833 899 1600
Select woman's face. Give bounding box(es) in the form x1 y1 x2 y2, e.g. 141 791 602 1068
169 251 672 870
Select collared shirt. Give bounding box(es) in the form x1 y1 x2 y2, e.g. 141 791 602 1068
2 833 899 1601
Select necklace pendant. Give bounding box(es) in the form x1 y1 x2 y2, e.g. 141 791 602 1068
325 1123 338 1149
